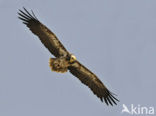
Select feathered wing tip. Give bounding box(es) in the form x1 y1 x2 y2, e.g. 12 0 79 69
102 90 119 106
18 7 39 24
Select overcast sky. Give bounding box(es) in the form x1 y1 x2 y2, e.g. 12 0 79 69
0 0 156 116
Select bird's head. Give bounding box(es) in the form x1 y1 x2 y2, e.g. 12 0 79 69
69 54 76 63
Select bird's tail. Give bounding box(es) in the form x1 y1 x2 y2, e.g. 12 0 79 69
49 58 54 71
49 58 67 73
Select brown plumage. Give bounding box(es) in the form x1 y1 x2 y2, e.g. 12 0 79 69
49 57 69 73
18 7 119 106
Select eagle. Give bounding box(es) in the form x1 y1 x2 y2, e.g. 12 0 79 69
18 8 119 106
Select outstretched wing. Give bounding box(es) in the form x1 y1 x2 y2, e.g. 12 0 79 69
18 8 69 57
68 61 119 106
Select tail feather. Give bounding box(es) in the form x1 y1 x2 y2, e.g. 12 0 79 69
49 58 68 73
49 58 54 71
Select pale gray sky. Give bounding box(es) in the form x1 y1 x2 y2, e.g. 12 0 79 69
0 0 156 116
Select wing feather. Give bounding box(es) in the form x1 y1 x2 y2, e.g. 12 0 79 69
18 8 69 57
68 61 119 106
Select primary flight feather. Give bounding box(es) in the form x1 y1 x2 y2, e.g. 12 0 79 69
18 8 119 105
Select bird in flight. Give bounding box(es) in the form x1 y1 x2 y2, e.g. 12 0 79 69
18 8 119 106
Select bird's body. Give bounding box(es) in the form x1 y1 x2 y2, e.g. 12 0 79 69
18 8 119 106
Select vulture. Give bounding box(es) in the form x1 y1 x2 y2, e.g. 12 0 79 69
18 8 119 106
